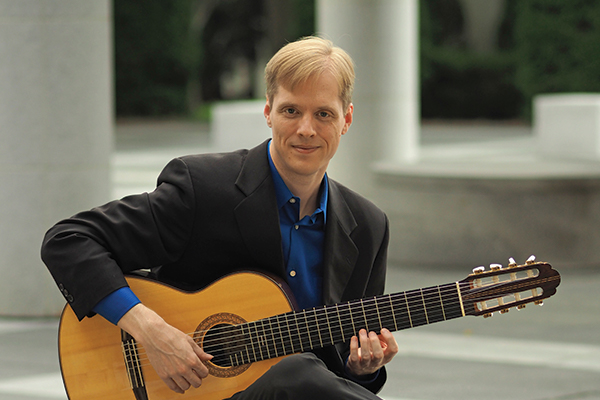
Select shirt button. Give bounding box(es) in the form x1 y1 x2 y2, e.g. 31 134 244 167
290 270 296 277
294 225 299 230
289 198 296 204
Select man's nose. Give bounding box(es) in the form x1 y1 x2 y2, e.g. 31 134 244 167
297 115 316 137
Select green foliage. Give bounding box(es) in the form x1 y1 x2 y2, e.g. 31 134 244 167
114 1 198 116
420 0 523 120
514 0 600 117
421 46 523 119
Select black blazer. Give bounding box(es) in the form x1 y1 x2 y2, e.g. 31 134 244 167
41 140 390 393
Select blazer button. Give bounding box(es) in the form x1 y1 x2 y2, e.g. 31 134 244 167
67 295 74 303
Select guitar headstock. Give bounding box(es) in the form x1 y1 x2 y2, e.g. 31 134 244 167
460 256 561 318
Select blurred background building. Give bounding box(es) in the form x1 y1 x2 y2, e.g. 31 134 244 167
2 0 600 316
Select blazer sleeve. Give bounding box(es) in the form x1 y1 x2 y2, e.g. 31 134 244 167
41 158 196 320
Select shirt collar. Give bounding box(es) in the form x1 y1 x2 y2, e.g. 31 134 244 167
268 140 328 222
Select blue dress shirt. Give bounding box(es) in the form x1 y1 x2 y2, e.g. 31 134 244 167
267 140 327 310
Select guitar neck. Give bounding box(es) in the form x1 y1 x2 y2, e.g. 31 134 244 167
206 282 465 367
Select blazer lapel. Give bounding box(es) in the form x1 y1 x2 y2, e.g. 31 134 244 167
322 180 358 305
233 141 286 276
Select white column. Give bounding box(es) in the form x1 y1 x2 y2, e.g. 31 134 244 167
0 1 113 316
317 0 420 195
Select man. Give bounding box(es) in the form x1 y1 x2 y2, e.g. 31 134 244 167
41 36 398 399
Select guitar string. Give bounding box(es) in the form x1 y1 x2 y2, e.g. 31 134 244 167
127 283 469 367
128 275 553 368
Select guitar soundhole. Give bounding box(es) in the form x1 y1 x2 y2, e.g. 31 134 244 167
195 313 251 378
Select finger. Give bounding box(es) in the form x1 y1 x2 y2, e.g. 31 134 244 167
349 334 360 364
358 329 371 360
379 328 399 361
166 378 185 394
380 329 398 348
173 374 193 393
191 346 212 379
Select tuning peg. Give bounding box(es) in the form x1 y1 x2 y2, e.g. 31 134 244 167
500 308 509 314
483 312 493 318
490 263 502 271
534 300 544 306
472 266 485 274
526 255 536 265
508 258 517 268
517 304 526 310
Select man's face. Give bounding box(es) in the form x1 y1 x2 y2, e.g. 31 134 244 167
264 72 353 184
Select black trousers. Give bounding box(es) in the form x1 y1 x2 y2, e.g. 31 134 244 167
226 353 383 400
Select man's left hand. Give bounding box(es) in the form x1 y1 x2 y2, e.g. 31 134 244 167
346 328 399 376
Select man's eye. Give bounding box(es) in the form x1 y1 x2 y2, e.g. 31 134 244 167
285 108 296 114
318 111 330 118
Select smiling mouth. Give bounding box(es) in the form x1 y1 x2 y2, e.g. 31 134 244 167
292 145 319 153
293 143 319 150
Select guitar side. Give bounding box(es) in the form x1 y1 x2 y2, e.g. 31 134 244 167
59 272 295 400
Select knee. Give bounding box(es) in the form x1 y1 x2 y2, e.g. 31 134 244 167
263 354 330 393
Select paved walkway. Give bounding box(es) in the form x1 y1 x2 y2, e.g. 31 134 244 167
1 121 598 400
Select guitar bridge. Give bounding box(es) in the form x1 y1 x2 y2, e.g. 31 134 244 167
121 330 149 400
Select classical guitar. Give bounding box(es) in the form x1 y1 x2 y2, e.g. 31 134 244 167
58 256 560 400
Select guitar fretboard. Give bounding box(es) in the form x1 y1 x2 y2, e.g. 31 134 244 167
202 282 465 368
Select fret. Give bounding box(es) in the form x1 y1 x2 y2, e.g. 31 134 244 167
360 299 369 332
375 297 382 329
347 301 358 335
404 291 414 328
387 294 398 331
260 319 271 360
324 305 335 345
420 289 430 325
438 286 447 321
405 289 426 327
312 308 324 348
293 312 304 352
268 317 279 358
274 314 287 356
335 303 345 342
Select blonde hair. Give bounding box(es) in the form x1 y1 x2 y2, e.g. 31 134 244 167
265 36 355 109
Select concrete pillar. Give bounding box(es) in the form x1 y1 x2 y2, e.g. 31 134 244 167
317 0 420 196
0 1 113 316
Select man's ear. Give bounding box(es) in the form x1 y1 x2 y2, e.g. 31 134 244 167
264 100 272 128
341 103 354 135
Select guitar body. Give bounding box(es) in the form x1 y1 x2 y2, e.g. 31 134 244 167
59 272 295 400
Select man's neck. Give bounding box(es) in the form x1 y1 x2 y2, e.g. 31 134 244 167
280 172 323 218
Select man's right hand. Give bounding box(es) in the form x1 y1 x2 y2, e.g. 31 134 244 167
117 303 213 394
